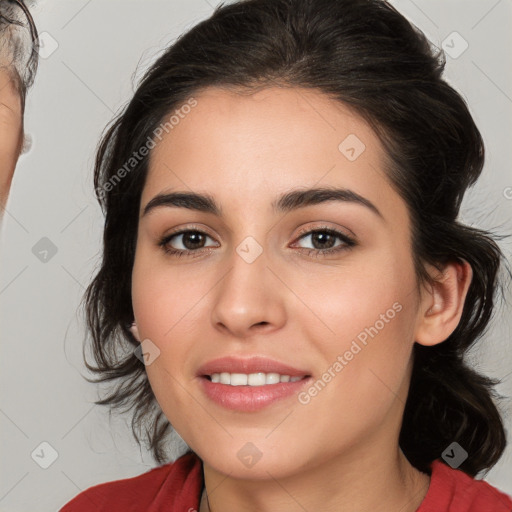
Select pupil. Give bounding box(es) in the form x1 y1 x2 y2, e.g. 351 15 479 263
184 232 204 250
313 232 334 249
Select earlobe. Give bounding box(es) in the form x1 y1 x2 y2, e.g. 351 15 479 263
129 321 141 342
415 259 473 347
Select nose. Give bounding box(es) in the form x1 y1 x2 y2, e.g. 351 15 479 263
210 240 287 339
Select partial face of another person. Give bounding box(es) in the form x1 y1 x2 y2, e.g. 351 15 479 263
0 0 37 212
0 68 23 210
131 86 426 478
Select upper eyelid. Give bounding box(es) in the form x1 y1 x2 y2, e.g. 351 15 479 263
164 224 217 242
163 224 354 245
294 224 355 240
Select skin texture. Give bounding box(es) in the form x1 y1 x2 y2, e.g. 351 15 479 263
0 0 37 218
130 86 472 512
0 68 23 215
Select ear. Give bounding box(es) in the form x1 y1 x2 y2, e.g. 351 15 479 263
414 259 473 346
129 321 142 342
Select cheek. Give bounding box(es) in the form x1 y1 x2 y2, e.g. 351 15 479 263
131 252 207 416
131 244 205 338
303 245 417 350
302 247 418 410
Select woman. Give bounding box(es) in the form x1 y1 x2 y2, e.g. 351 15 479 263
59 0 512 510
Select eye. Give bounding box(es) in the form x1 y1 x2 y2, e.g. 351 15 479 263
158 225 357 258
158 228 217 258
292 225 356 258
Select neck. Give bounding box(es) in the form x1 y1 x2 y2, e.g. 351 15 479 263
200 442 430 512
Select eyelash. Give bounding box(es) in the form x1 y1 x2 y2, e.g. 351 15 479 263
158 225 357 259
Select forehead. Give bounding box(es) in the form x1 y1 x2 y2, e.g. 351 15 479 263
140 86 400 220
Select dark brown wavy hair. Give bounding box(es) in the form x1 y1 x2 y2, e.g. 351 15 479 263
82 0 512 476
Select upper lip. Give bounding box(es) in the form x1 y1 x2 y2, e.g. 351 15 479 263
197 356 311 378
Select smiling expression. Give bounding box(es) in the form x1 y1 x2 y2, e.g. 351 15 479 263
131 85 424 478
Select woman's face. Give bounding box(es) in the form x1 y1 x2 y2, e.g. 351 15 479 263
132 86 425 478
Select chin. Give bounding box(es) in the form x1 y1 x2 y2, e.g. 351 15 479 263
196 440 311 480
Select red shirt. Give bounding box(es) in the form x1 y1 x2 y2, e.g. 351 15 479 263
59 452 512 511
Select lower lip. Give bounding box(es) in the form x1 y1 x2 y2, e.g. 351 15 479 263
199 376 311 412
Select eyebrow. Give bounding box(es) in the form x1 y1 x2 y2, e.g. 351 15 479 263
141 187 384 220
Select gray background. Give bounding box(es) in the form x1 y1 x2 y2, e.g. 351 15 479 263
0 0 511 510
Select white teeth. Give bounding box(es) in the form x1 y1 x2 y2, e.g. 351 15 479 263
248 373 266 386
208 372 305 386
230 373 248 386
266 372 280 384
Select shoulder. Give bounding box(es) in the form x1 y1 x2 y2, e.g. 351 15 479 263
58 451 203 512
418 459 512 512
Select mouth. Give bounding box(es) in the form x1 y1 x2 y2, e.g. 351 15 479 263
203 372 308 386
197 356 312 411
197 355 311 382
